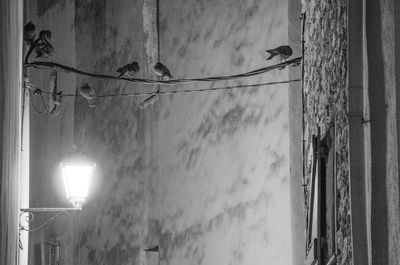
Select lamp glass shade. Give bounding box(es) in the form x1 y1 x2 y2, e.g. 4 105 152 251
61 162 95 207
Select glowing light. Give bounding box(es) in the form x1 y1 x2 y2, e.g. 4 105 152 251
60 156 95 209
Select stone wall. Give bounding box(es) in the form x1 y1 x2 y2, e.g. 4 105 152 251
302 0 351 264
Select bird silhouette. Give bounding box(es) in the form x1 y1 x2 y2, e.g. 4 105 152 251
48 71 62 115
265 45 293 62
24 22 36 45
154 62 173 80
116 61 140 78
39 30 52 40
34 30 54 58
52 91 63 105
79 82 96 108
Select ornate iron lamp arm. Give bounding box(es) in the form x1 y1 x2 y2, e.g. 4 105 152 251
19 208 81 232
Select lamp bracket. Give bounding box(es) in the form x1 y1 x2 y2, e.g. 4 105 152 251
19 208 81 233
20 207 81 212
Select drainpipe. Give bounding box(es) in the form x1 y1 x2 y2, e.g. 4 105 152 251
347 0 370 264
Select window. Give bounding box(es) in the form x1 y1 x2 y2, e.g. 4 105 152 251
305 127 336 265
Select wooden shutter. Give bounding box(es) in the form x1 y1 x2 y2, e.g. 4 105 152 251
305 133 321 265
305 127 336 265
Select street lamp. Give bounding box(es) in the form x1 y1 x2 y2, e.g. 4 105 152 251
60 154 96 209
19 153 95 232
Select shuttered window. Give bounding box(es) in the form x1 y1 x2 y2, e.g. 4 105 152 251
305 127 336 265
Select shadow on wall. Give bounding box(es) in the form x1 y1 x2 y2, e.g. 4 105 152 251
38 0 64 16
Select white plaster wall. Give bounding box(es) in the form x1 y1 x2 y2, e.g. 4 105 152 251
27 0 78 264
30 1 294 265
154 2 291 265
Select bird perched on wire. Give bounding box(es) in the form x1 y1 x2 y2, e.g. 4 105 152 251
265 45 293 62
79 82 96 108
116 61 140 78
34 30 54 58
154 62 173 80
24 21 36 46
39 30 51 40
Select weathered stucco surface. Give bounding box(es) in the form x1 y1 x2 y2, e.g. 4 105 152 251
31 0 294 265
288 0 304 263
27 0 78 264
154 2 291 265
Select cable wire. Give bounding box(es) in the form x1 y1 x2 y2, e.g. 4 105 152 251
24 57 302 85
28 79 301 99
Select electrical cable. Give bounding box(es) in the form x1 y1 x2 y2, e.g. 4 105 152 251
24 57 302 85
28 88 48 113
26 79 301 100
24 57 301 114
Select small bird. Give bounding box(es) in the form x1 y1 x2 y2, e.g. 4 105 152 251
24 21 36 45
52 91 63 105
49 90 63 116
39 30 52 40
154 62 173 80
49 71 62 107
34 30 54 58
79 82 96 108
265 45 293 62
116 61 140 77
34 42 54 58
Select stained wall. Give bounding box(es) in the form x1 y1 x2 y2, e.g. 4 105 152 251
30 1 296 265
27 0 78 264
